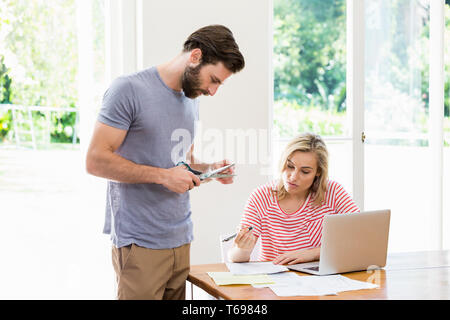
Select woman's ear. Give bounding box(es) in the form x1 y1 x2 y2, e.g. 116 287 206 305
189 48 202 66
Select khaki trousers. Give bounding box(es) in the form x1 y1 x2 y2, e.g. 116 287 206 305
112 242 190 300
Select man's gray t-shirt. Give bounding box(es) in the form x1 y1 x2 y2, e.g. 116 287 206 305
98 66 199 249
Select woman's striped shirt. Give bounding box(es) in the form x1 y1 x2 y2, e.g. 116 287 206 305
239 180 360 261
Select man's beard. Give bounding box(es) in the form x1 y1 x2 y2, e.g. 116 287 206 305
181 64 207 98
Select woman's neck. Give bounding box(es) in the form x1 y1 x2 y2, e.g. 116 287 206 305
284 190 309 203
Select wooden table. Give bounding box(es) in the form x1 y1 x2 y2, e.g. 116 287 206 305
187 250 450 300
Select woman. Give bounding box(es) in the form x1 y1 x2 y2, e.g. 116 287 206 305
228 133 360 265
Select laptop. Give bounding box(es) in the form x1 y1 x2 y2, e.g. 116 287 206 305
287 209 391 276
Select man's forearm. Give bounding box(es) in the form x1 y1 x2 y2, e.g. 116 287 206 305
86 150 166 184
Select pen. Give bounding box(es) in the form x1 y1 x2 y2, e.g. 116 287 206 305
221 226 253 242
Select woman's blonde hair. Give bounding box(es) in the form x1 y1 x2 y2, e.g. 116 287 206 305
273 132 329 206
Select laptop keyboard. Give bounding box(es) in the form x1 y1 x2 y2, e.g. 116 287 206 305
305 266 320 271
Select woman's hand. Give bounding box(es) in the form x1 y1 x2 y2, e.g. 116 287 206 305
234 226 257 251
273 247 320 265
227 226 257 263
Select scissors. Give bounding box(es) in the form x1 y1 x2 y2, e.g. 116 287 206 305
176 161 236 181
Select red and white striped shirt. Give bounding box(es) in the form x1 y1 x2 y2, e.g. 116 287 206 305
239 180 360 261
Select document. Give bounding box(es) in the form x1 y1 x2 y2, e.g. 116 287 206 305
207 272 275 286
226 261 289 275
267 274 379 297
252 271 302 288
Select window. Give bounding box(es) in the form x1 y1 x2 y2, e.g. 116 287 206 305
273 0 449 252
0 0 111 298
273 0 352 192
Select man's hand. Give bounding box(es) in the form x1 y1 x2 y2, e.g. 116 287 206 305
161 165 201 194
273 247 320 265
210 159 235 184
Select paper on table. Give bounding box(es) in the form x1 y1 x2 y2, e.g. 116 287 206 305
268 274 379 297
207 272 275 286
331 275 379 292
226 261 289 275
270 283 337 296
252 271 302 288
269 275 340 296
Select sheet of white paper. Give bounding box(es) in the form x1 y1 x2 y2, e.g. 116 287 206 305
330 275 379 292
268 274 379 297
270 284 338 296
226 261 289 275
207 272 274 286
252 271 302 288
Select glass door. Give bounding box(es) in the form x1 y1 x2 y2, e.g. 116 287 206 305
363 0 432 252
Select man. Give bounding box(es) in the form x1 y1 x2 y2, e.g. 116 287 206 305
85 25 245 300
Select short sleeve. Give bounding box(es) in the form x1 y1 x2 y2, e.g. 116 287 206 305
98 76 137 130
332 182 360 214
239 191 263 237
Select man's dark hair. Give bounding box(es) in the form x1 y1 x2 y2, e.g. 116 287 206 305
183 25 245 73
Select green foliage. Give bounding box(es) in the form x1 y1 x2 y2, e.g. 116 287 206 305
274 0 450 142
0 110 12 141
274 99 346 138
0 0 105 146
0 53 78 144
377 0 450 122
274 0 346 112
50 107 79 144
0 0 78 108
0 56 13 141
0 56 13 104
0 0 79 145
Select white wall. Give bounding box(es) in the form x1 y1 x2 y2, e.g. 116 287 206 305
137 0 272 264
